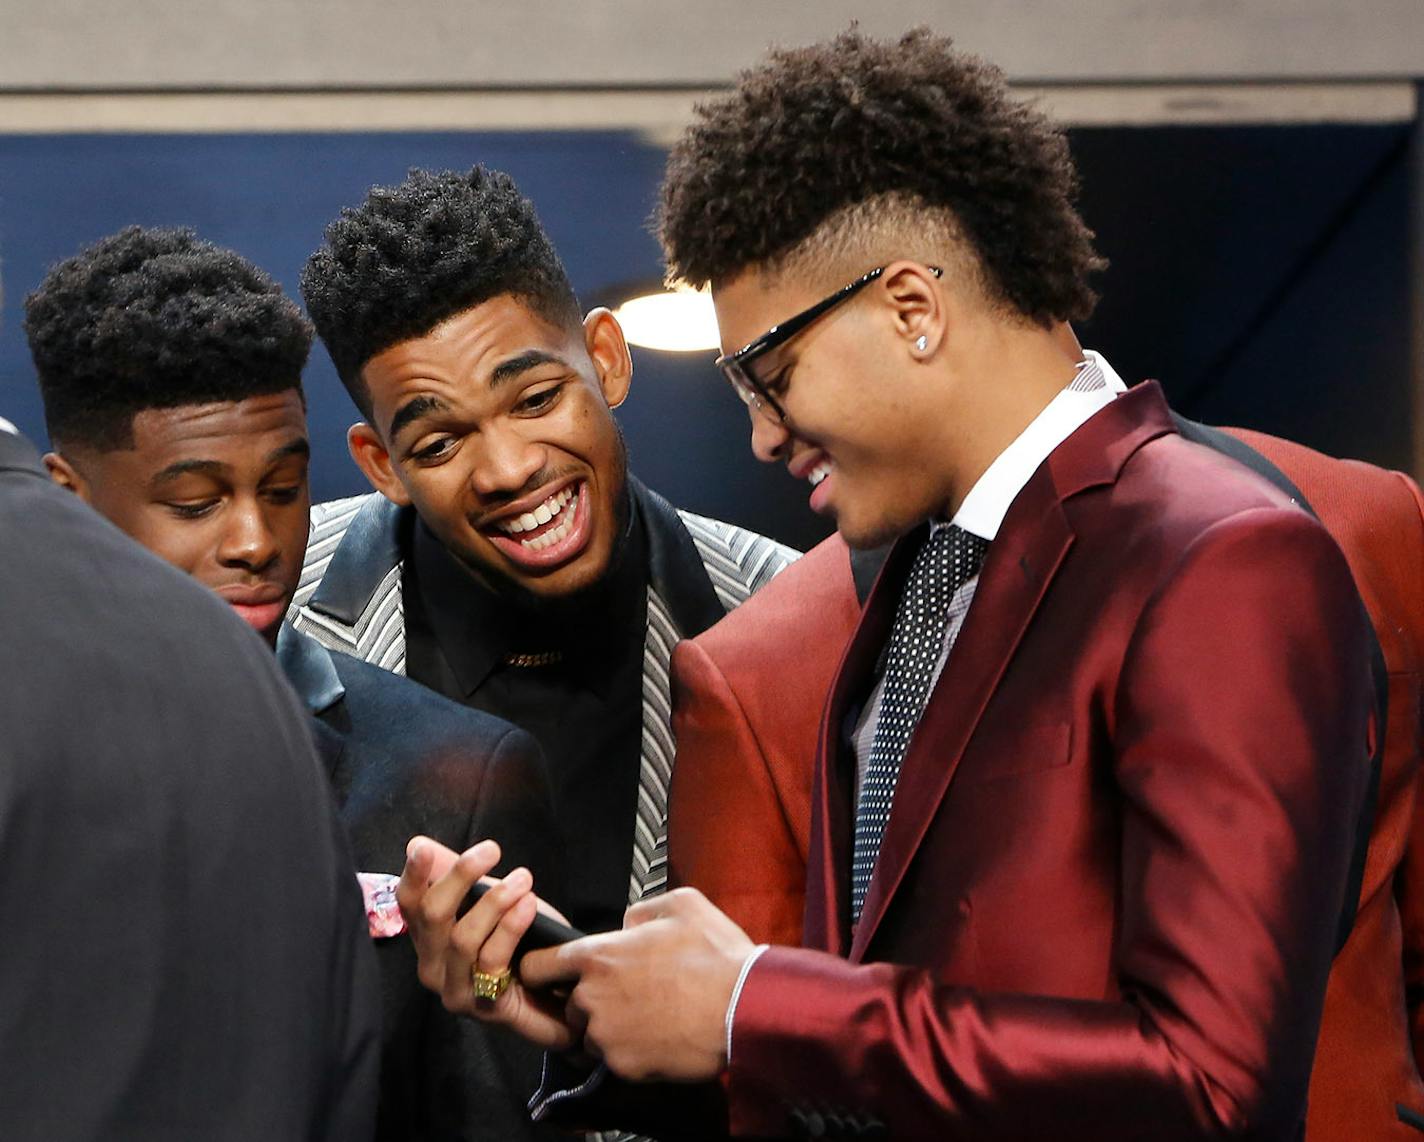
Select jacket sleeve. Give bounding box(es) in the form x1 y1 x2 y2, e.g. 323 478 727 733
669 638 809 947
724 509 1375 1140
1390 471 1424 1075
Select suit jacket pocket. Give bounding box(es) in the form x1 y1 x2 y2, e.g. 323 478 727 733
957 720 1073 784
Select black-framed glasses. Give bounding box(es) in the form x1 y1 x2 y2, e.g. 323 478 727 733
714 264 942 423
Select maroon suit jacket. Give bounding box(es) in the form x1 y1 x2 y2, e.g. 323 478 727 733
674 384 1375 1139
670 420 1424 1139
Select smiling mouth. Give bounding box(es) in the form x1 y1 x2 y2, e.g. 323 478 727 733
490 484 578 551
808 460 832 487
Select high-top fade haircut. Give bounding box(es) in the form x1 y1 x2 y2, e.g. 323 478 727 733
300 165 583 422
24 225 311 451
658 27 1105 326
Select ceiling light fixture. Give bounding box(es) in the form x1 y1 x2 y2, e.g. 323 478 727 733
611 284 721 353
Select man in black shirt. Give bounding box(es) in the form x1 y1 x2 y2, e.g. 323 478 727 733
294 166 797 935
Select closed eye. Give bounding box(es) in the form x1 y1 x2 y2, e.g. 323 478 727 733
165 499 219 520
513 383 564 416
762 364 793 395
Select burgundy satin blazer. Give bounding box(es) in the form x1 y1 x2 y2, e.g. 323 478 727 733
722 384 1375 1140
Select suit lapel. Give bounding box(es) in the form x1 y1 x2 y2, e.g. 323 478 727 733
299 496 410 674
805 535 921 954
850 497 1075 957
804 382 1179 959
628 483 727 904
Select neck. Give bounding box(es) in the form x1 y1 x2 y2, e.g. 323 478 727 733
934 323 1082 519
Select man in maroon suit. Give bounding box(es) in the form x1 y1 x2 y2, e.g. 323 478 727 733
397 29 1376 1139
667 413 1424 1140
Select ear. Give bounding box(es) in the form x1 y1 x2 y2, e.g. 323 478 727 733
347 422 412 507
880 261 946 359
44 450 92 501
583 308 633 410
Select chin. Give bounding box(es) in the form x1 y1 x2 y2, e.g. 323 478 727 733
835 505 928 552
480 542 615 602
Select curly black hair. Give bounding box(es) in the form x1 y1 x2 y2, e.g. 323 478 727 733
658 27 1105 324
300 166 582 421
24 225 311 451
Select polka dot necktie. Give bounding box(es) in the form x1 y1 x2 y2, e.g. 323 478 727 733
850 524 990 925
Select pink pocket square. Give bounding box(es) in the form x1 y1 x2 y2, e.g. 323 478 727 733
357 871 407 939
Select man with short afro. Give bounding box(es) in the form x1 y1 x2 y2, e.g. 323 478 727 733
398 28 1375 1142
26 225 311 453
26 223 563 1142
293 166 797 947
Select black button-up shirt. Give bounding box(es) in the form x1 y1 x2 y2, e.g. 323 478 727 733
402 498 649 934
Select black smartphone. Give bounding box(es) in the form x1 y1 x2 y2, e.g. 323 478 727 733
459 880 585 960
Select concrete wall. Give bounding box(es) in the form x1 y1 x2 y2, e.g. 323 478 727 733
3 0 1422 91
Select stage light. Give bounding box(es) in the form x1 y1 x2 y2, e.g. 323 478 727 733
612 285 720 353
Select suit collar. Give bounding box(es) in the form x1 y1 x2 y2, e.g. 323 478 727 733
634 475 727 638
952 357 1118 541
812 381 1177 955
0 428 44 477
276 622 346 715
307 494 408 625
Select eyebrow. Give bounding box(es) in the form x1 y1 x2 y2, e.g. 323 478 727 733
149 458 226 488
147 437 310 488
489 350 566 388
266 438 311 465
388 394 449 443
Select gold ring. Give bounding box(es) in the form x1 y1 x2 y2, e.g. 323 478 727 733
471 966 513 1002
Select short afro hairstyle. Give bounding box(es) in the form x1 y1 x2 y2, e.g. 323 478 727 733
24 225 311 451
658 27 1105 325
300 166 582 421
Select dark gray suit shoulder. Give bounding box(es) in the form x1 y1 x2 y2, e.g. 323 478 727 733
0 446 379 1142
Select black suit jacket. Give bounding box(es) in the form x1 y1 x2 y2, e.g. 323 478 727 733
0 429 380 1141
278 625 565 1142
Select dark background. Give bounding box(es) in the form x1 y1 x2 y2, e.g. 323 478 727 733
0 123 1411 552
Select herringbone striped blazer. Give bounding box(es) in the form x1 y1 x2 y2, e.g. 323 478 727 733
291 479 798 907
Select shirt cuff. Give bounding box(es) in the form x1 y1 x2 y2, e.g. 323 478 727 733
724 943 770 1065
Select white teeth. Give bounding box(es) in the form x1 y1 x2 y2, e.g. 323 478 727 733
808 461 832 487
497 485 577 534
488 482 582 551
522 511 575 551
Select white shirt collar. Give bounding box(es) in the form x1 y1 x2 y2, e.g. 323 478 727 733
949 352 1127 541
0 416 17 436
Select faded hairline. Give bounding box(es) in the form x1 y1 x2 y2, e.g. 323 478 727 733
700 193 1001 316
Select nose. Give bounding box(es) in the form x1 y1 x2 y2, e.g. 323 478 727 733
748 404 792 464
217 498 280 573
469 423 547 499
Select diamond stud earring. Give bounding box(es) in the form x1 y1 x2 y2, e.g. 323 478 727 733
915 334 928 352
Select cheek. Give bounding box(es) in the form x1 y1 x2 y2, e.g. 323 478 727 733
275 509 311 565
132 514 214 579
401 462 469 515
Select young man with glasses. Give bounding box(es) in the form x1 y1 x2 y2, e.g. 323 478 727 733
398 29 1376 1139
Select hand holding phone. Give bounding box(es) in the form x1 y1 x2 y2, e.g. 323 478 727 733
460 879 585 962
